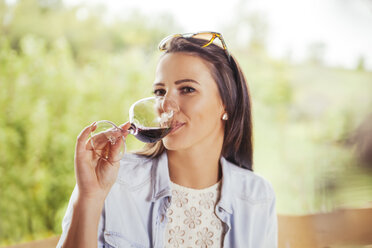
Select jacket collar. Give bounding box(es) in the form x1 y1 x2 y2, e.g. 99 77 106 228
151 152 234 214
217 156 234 214
151 152 172 202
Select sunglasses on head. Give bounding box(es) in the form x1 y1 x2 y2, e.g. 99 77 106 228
158 31 232 63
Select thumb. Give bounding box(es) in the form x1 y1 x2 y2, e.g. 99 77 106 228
76 122 96 154
119 122 132 138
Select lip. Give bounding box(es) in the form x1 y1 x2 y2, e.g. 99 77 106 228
169 122 185 134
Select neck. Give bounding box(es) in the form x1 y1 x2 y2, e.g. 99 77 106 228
166 140 223 189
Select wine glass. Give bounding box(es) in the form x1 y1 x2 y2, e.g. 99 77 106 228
88 96 178 162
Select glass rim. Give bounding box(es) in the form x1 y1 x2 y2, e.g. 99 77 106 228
128 96 164 118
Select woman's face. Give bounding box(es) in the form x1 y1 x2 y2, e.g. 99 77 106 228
153 52 225 152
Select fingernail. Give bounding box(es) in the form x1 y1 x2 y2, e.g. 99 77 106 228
91 121 97 128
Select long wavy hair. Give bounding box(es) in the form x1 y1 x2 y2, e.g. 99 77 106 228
136 36 254 171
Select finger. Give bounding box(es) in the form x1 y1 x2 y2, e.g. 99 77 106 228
109 136 125 163
86 132 111 150
85 137 94 150
90 149 100 165
76 122 96 153
87 128 122 151
119 122 131 138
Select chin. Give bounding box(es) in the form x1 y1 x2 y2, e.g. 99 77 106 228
162 135 190 151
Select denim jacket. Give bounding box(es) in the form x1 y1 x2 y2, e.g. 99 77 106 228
57 152 277 248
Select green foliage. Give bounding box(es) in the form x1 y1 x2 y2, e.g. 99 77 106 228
1 0 372 245
0 33 157 244
250 61 372 215
0 0 178 245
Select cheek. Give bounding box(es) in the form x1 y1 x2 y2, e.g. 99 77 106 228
162 98 223 150
183 95 222 128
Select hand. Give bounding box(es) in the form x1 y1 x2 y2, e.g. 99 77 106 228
74 122 131 200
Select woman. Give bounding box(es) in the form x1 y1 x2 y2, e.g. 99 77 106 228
57 32 277 248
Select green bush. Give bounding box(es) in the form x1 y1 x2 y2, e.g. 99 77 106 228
1 0 372 245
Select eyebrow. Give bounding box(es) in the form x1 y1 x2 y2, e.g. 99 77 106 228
153 78 200 87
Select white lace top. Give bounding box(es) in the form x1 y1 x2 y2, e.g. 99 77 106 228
164 181 224 248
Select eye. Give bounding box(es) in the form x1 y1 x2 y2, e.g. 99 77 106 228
153 89 166 96
180 87 195 94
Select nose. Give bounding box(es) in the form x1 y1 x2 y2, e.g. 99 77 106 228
161 97 179 117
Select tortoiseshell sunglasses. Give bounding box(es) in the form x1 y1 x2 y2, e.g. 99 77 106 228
158 31 232 63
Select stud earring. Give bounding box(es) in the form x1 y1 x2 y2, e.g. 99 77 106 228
222 113 228 120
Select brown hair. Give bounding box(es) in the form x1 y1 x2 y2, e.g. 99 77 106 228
136 36 253 171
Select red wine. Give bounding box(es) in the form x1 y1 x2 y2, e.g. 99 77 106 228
135 127 172 143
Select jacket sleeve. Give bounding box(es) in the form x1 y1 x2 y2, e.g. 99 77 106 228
56 185 106 248
264 194 278 248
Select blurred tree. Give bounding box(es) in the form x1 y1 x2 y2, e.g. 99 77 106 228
0 0 179 245
352 113 372 168
1 0 372 245
221 0 269 56
356 55 365 71
246 12 269 53
306 42 327 65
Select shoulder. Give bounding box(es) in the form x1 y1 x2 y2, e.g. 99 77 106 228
116 153 155 186
223 158 275 204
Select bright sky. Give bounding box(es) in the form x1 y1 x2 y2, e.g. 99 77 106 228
65 0 372 70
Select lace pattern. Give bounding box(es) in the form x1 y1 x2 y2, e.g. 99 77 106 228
164 181 223 248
